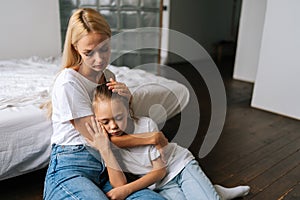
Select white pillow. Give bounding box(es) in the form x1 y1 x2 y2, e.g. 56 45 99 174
107 65 190 124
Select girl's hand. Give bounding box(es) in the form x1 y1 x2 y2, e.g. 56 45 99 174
106 78 132 102
152 131 168 162
85 117 111 152
152 131 168 149
106 185 131 200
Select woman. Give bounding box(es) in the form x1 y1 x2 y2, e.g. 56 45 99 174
43 8 167 200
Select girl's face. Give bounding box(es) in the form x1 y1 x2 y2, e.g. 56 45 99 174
76 32 111 72
94 99 128 137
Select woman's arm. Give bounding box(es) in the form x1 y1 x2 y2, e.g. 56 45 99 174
72 116 94 140
106 157 167 200
85 117 127 187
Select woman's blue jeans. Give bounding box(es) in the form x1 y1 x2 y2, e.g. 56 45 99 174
43 144 166 200
156 160 221 200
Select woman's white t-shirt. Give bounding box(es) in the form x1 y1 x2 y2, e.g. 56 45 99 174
51 68 114 145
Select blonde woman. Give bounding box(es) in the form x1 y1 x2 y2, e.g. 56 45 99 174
43 8 167 200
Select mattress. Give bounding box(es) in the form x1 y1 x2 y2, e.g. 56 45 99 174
0 56 189 180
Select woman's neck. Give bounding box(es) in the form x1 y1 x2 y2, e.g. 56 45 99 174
78 64 103 83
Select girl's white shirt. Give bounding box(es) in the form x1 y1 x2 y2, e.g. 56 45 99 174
112 116 194 189
51 68 114 145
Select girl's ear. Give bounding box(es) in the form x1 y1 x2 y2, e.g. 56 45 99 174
129 108 135 120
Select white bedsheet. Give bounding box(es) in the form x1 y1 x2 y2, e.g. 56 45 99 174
0 105 52 180
0 56 189 180
0 56 60 110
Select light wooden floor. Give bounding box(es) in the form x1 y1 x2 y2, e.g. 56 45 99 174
0 58 299 200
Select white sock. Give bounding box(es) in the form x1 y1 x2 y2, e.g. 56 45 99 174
214 184 250 200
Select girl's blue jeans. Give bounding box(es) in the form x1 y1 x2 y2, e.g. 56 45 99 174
43 144 166 200
155 160 221 200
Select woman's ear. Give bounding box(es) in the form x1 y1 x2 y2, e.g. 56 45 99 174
72 44 78 51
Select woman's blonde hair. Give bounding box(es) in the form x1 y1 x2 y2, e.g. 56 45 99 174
42 8 112 118
62 7 112 69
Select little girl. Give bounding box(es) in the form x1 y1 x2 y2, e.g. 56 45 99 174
86 84 250 200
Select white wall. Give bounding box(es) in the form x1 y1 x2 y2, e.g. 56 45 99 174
160 0 170 65
233 0 267 82
0 0 61 60
251 0 300 120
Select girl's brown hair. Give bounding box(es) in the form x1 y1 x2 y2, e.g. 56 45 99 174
92 84 135 119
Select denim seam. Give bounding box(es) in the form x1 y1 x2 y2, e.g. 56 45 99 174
184 161 220 200
58 180 81 200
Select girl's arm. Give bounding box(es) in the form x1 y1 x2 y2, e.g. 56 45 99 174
106 157 167 200
110 131 168 149
85 117 127 187
72 76 167 148
73 115 168 153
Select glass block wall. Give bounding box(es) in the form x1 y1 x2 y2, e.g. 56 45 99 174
59 0 162 70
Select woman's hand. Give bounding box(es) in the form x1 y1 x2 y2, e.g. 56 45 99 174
85 117 111 153
106 78 132 102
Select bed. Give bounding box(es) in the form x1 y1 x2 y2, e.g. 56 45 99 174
0 56 190 181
